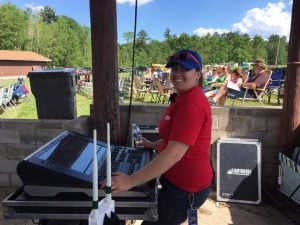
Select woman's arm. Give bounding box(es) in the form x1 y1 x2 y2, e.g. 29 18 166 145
143 137 161 151
242 82 257 89
236 77 243 86
108 140 189 193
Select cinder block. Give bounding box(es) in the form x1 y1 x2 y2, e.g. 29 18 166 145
7 144 36 159
0 130 21 144
0 159 20 173
10 173 22 187
19 130 36 145
223 116 250 132
267 118 281 135
212 115 219 129
250 118 267 132
0 148 7 159
0 173 10 186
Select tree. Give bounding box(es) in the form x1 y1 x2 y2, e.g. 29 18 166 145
163 28 171 40
48 16 88 67
122 32 134 43
223 32 252 64
0 3 28 50
251 36 267 61
24 8 39 51
39 6 57 24
278 36 288 65
164 31 178 52
266 35 287 66
136 30 150 48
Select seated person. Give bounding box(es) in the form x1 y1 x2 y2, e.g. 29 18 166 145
206 66 220 83
218 65 230 82
210 59 269 106
204 65 230 94
13 77 30 101
203 65 212 79
205 67 244 98
203 66 220 92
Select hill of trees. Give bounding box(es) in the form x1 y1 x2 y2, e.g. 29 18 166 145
0 3 288 69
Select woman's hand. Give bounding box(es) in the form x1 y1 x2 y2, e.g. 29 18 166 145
143 137 161 151
101 172 134 194
142 137 154 149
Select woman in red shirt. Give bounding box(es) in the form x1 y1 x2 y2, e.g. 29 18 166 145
107 49 213 225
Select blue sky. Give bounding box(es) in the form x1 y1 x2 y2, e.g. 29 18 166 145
1 0 293 43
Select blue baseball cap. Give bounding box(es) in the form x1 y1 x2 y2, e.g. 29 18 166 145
166 49 202 71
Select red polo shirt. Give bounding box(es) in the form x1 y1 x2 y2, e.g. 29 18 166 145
158 86 213 193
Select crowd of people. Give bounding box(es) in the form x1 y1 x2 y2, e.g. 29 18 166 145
202 59 269 106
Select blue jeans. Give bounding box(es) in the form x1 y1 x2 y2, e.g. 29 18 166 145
142 177 211 225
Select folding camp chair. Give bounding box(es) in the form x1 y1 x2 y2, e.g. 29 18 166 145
241 70 273 106
150 78 171 104
2 84 17 111
133 76 148 101
0 87 5 112
119 78 131 103
266 68 285 104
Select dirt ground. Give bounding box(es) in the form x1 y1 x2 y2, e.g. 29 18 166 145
133 196 298 225
1 188 299 225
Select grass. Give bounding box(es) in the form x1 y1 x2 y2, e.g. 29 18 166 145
0 77 92 119
0 77 283 119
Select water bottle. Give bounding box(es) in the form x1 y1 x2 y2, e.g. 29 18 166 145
132 123 144 149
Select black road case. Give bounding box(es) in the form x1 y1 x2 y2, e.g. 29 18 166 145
2 188 158 222
2 130 158 222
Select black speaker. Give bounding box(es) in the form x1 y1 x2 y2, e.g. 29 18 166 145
217 138 261 204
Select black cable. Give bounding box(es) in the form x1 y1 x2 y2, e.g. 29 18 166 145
123 0 138 146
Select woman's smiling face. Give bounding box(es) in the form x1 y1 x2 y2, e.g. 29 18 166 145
170 64 201 94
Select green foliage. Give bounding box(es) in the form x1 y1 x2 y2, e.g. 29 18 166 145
118 29 288 68
0 3 91 68
39 6 57 24
0 3 28 49
123 32 134 43
0 78 92 119
0 3 288 70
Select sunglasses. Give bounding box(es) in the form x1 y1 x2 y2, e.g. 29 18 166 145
168 52 201 67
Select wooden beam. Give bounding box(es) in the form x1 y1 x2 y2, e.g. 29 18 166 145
89 0 120 144
280 0 300 155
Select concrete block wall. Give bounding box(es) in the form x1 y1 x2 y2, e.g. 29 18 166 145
210 106 282 189
0 116 91 187
120 104 282 189
0 105 283 189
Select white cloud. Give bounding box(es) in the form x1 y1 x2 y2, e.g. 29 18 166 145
24 3 44 13
193 1 291 39
193 27 229 36
117 0 153 6
232 2 291 38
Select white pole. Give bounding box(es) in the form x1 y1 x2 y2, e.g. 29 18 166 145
106 123 112 201
92 129 98 209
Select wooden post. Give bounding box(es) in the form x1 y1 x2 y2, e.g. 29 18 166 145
89 0 120 144
279 1 300 155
